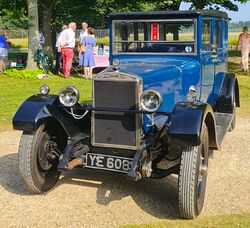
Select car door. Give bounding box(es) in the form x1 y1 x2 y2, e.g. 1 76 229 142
200 18 214 102
214 18 227 75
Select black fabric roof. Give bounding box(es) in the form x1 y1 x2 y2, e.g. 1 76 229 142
107 10 228 20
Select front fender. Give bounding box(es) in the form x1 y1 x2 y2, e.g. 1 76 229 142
168 102 218 149
12 95 85 139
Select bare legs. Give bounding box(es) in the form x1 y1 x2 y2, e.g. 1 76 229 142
83 66 87 78
89 67 93 78
241 48 250 75
83 66 93 79
0 60 5 73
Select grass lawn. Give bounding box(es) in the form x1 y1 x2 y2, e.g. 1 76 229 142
228 53 250 117
0 51 249 131
122 213 250 228
9 38 28 49
0 75 92 131
7 33 240 49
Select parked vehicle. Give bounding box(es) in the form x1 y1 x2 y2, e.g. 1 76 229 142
13 10 239 219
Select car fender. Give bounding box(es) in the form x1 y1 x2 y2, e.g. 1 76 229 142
168 102 218 150
216 72 240 113
12 95 85 139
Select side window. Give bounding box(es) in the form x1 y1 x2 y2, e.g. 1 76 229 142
223 20 228 48
202 20 211 51
214 20 221 48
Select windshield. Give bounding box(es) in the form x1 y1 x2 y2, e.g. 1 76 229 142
113 20 196 54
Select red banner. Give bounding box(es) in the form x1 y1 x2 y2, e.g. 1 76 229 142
151 23 159 41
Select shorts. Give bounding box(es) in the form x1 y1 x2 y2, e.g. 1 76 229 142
0 47 8 60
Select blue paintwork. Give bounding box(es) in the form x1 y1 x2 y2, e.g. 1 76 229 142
168 102 217 148
13 11 231 151
13 95 84 139
112 56 201 113
108 12 229 139
13 95 58 131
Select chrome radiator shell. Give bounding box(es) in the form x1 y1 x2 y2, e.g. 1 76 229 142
91 72 142 150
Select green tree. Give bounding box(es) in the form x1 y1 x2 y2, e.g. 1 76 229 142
0 0 249 69
0 0 27 29
184 0 248 10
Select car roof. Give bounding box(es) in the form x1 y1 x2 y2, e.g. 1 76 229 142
108 10 228 20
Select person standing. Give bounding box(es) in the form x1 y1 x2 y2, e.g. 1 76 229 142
237 26 250 75
79 27 96 79
78 22 88 68
0 30 8 74
54 24 68 75
37 30 45 50
78 22 88 52
58 22 77 78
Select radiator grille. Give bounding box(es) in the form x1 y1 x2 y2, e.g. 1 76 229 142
92 74 141 150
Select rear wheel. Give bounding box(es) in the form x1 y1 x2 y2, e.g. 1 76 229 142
178 125 209 219
229 93 236 131
18 123 67 193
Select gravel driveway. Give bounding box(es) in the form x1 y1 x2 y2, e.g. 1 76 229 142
0 117 250 227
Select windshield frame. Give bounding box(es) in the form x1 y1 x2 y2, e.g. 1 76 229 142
112 19 197 56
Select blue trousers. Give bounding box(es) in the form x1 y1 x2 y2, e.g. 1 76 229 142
54 48 62 74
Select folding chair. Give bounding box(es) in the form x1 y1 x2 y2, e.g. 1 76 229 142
70 57 83 76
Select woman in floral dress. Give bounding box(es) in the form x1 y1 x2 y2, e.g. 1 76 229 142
237 26 250 75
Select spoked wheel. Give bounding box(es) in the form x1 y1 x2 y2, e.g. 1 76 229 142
178 124 209 219
18 123 67 193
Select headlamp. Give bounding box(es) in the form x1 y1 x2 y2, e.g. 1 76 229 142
59 86 79 107
186 85 197 103
40 85 50 95
140 90 162 112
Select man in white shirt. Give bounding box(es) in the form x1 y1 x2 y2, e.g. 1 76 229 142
78 22 88 53
55 24 68 75
58 22 77 78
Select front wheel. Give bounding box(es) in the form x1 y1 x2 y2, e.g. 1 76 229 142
178 124 209 219
18 123 67 193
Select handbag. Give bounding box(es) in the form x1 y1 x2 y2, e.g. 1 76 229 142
80 45 86 52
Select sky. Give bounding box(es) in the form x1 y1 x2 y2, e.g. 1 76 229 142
180 1 250 22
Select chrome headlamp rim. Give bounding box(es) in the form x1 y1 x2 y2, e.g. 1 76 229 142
186 85 197 103
59 86 79 107
140 90 162 112
112 59 120 66
40 85 50 95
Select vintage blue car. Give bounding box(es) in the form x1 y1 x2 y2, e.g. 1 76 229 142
13 10 239 219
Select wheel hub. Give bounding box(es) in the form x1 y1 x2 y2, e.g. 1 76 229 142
38 137 53 171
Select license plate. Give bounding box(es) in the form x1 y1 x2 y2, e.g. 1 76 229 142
85 153 133 173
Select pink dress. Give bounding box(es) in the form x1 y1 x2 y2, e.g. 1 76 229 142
240 34 250 71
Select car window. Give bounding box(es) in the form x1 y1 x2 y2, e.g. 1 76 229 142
113 20 196 54
223 19 228 48
214 19 221 48
202 19 211 51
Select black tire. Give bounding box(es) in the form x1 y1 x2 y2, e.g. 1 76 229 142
18 123 66 193
178 125 209 219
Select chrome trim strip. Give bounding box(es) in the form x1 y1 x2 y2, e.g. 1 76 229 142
91 72 142 150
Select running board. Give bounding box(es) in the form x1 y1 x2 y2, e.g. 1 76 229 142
214 113 233 147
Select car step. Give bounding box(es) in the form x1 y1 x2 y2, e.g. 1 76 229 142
214 112 233 146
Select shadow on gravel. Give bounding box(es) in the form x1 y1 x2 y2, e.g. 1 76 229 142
0 153 179 219
0 153 31 196
59 169 180 219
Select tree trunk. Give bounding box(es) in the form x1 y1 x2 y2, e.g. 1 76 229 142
40 0 56 57
26 0 39 70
